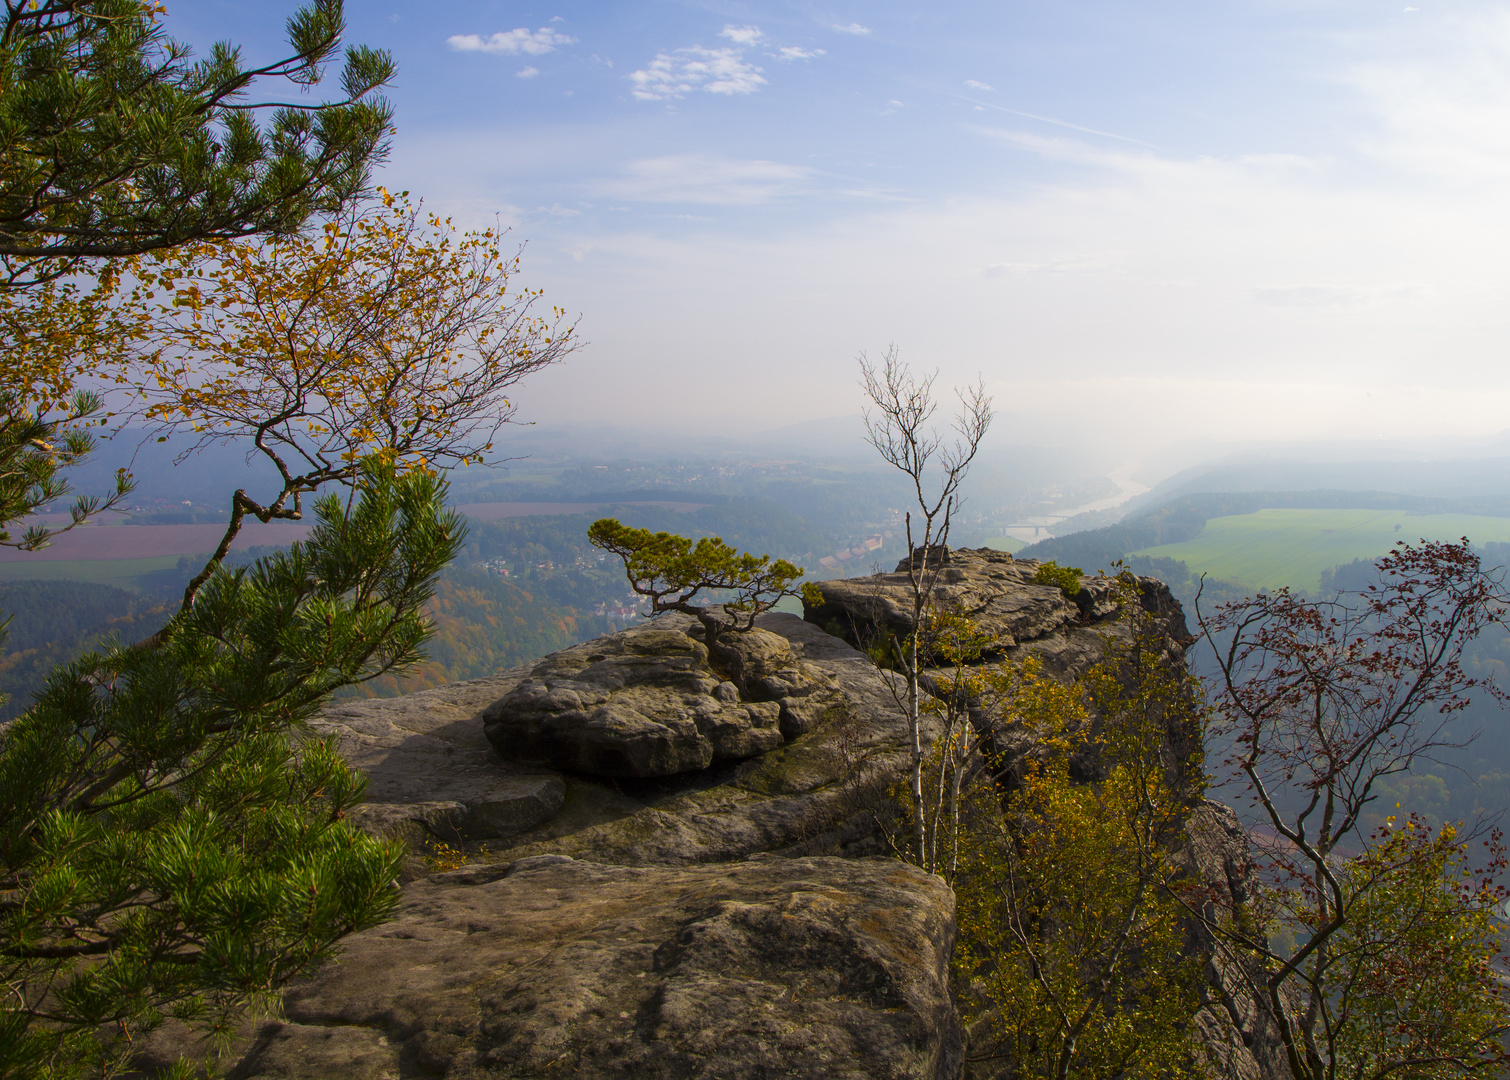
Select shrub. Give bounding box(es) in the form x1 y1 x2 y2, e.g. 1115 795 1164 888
1033 559 1084 597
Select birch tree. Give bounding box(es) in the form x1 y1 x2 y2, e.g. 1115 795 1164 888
858 344 992 869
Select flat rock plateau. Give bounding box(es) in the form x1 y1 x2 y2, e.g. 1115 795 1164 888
131 549 1279 1080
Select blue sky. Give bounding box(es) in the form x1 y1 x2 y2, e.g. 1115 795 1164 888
174 2 1510 453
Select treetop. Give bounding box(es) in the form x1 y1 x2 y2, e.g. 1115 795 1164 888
0 0 396 285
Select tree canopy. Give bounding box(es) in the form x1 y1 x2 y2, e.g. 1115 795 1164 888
1197 539 1510 1078
587 517 803 635
0 0 395 285
953 584 1211 1079
0 462 462 1079
587 517 803 686
124 190 575 613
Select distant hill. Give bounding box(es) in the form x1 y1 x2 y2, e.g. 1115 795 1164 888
1019 489 1503 573
1136 456 1510 505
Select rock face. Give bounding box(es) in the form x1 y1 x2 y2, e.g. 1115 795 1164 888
481 618 842 778
130 549 1275 1080
1179 802 1291 1080
486 612 931 868
312 671 563 846
313 614 918 870
802 547 1193 684
132 611 963 1080
807 546 1200 789
170 855 961 1080
804 547 1079 653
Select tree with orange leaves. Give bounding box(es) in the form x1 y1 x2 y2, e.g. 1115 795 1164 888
130 190 577 611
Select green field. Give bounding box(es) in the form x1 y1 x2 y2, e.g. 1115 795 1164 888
0 556 184 592
982 536 1027 554
1130 509 1510 592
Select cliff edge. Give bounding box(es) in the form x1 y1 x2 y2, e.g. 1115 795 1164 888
130 549 1276 1080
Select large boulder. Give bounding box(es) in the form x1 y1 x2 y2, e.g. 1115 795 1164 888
138 854 962 1080
492 613 923 867
481 615 843 778
298 612 921 867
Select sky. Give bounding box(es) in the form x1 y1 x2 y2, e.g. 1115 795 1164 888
172 1 1510 454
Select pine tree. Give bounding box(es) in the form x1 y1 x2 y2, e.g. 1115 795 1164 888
0 462 463 1079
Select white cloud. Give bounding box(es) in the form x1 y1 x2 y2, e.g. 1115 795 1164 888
829 22 871 35
515 66 539 79
719 25 764 46
447 28 575 55
965 79 993 91
584 154 811 204
629 47 766 100
630 26 826 99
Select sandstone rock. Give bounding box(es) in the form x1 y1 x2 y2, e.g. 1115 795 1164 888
491 613 927 866
312 671 565 843
116 553 1261 1080
806 547 1192 682
805 547 1078 651
143 855 961 1080
480 615 842 778
286 612 920 869
1179 801 1291 1080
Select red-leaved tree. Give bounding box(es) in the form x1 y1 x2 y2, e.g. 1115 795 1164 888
1195 539 1510 1080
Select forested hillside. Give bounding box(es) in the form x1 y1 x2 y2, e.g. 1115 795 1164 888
0 498 841 717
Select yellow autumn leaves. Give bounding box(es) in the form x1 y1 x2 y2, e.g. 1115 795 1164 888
4 190 576 474
937 592 1212 1078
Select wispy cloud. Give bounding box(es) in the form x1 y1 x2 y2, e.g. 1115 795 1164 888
584 154 811 204
829 21 872 35
447 28 576 55
982 255 1112 277
970 105 1158 149
719 24 764 46
629 47 766 99
965 79 993 91
779 46 826 61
